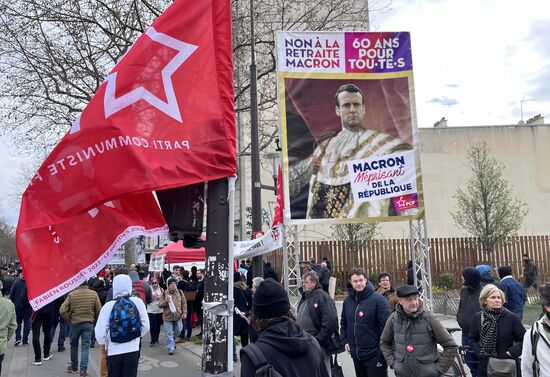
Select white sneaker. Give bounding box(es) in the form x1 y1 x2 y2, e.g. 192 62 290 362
43 354 53 361
32 361 42 366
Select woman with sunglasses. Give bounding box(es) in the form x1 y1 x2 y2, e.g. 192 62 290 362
147 279 164 346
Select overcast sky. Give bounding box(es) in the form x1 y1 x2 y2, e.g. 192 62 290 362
372 0 550 127
1 0 549 226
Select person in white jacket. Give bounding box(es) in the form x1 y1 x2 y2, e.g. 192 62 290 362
521 282 550 377
94 274 150 377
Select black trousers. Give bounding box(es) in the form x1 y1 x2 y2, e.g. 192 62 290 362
107 350 140 377
32 311 53 361
352 358 388 377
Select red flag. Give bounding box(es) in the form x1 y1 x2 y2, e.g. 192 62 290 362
16 0 236 310
271 166 284 227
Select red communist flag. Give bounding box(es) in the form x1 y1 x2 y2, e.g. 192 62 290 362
16 0 236 310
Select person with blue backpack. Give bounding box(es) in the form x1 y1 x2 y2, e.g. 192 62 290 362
94 274 150 377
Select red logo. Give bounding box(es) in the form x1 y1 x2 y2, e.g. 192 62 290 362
393 193 418 212
358 311 364 318
406 343 414 353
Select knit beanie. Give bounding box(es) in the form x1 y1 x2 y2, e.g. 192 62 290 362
252 278 290 319
462 267 481 288
476 264 492 277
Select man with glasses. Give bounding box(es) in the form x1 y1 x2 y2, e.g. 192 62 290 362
375 273 397 312
297 271 339 372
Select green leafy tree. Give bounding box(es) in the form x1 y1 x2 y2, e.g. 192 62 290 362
451 142 528 254
331 222 378 268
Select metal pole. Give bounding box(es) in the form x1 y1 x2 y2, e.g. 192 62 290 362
249 0 263 279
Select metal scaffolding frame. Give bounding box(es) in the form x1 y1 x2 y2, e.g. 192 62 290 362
282 224 301 309
409 218 433 312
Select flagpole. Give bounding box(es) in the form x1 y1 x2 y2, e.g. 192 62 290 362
249 0 263 279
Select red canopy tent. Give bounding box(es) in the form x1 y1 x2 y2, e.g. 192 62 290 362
150 241 205 264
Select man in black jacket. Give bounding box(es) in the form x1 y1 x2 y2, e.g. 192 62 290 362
297 271 338 372
9 271 31 346
341 267 390 377
456 267 482 377
318 262 331 293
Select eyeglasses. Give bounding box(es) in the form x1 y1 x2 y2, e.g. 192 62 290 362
151 282 158 285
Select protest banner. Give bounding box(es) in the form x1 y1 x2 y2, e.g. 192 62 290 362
277 31 424 224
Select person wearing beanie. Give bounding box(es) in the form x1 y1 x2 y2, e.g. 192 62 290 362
521 282 550 377
128 271 152 306
456 267 482 377
476 265 499 287
240 278 329 377
497 265 526 320
341 268 390 376
158 277 186 355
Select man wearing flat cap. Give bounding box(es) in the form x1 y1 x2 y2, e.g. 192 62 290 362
240 278 329 377
380 285 457 377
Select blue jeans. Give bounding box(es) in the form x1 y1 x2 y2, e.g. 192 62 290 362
15 305 31 343
164 320 182 351
462 334 478 377
70 322 93 372
50 314 69 347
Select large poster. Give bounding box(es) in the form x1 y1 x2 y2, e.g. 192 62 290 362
277 31 424 224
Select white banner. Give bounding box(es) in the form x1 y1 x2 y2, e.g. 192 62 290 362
233 226 283 260
149 254 166 271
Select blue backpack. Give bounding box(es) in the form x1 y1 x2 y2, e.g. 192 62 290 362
109 296 141 343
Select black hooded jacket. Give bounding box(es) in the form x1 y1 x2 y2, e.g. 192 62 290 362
456 267 482 334
240 319 329 377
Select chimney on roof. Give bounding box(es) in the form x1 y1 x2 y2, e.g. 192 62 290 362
433 117 448 128
526 114 544 125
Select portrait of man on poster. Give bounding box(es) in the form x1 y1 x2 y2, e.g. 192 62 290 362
286 81 413 220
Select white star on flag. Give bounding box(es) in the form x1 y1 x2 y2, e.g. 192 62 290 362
103 27 198 122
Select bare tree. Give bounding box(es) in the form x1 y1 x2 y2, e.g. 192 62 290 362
331 222 378 268
0 0 379 157
451 141 528 254
0 218 16 262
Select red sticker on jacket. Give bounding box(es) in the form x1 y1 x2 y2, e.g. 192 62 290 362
406 343 414 353
358 311 364 318
313 303 319 309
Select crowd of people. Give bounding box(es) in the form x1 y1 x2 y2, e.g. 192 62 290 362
0 252 545 377
0 263 205 377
